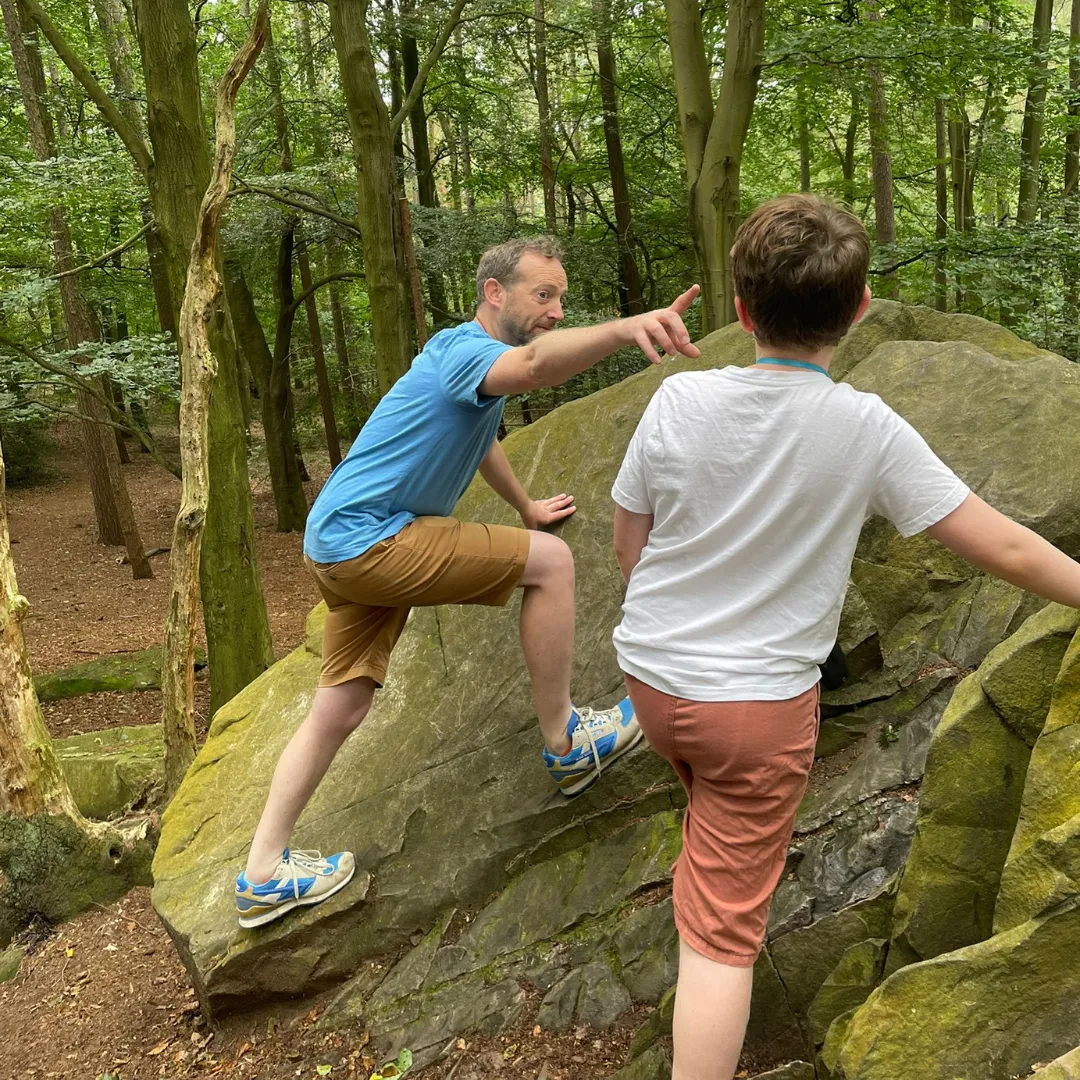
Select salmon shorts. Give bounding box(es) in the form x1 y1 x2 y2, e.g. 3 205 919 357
306 516 530 687
625 674 819 966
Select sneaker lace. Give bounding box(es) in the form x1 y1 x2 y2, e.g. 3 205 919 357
284 850 326 897
574 707 604 777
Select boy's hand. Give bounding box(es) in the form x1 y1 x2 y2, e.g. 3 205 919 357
621 284 702 364
522 493 576 530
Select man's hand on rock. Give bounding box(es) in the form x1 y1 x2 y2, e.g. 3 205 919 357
522 493 576 530
621 284 702 364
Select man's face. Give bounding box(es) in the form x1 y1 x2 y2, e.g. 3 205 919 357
489 252 568 346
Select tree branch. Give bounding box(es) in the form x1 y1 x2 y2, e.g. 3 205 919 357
391 0 470 136
232 178 363 236
285 271 366 321
50 221 153 280
22 0 153 176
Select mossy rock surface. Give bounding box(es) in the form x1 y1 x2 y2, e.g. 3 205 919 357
836 901 1080 1080
1031 1049 1080 1080
806 938 887 1047
609 1045 672 1080
0 945 23 983
54 724 163 819
33 647 206 702
891 605 1080 961
997 627 1080 931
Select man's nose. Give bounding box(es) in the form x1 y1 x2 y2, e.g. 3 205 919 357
550 300 564 321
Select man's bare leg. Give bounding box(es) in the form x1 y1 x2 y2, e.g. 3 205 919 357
671 940 754 1080
518 530 576 754
244 677 376 883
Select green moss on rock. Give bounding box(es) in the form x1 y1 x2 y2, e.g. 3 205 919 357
54 724 163 819
33 647 205 702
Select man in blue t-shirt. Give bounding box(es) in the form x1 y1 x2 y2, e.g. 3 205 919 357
235 236 701 929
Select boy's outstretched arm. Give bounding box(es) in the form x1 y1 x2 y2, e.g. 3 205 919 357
925 493 1080 607
613 505 654 584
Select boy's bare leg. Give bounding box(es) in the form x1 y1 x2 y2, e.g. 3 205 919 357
518 530 576 754
245 677 376 883
672 940 754 1080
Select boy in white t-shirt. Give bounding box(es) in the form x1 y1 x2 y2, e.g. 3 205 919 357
611 194 1080 1080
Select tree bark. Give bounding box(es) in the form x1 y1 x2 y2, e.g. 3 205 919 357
161 2 269 797
533 0 558 233
935 96 949 311
1017 0 1053 224
797 73 812 193
594 0 644 315
132 0 273 716
327 0 413 393
666 0 764 330
223 258 308 532
865 0 898 299
2 0 150 574
843 85 859 206
296 238 342 466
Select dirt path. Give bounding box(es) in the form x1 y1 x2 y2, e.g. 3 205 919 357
8 429 327 739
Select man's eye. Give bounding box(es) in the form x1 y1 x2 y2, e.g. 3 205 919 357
537 292 549 300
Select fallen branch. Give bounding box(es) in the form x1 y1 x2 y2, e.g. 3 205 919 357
160 0 269 798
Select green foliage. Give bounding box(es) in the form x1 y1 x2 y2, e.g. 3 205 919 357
0 419 55 489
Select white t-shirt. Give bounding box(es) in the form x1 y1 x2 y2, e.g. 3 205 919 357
611 366 970 702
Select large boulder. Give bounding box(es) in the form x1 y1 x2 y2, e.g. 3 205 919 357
33 647 205 702
890 604 1080 962
54 724 163 819
1032 1049 1080 1080
835 900 1080 1080
151 303 1080 1064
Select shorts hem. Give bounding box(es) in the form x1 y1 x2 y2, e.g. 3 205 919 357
479 527 530 607
673 902 760 968
318 664 387 689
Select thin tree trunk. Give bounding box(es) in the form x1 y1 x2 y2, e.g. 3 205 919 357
223 258 308 532
935 96 949 310
296 236 342 466
843 84 859 206
455 29 476 215
666 0 764 330
865 0 898 299
1017 0 1053 224
594 0 644 315
328 0 414 393
386 0 407 190
2 0 149 574
132 0 273 715
533 0 558 233
162 2 268 797
797 72 811 192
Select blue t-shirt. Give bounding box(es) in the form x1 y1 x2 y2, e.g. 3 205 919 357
303 322 512 563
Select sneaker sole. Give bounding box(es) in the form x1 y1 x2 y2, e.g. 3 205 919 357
237 863 357 930
559 725 645 798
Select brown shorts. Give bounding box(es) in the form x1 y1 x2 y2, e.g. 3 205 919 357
306 516 530 687
625 674 819 967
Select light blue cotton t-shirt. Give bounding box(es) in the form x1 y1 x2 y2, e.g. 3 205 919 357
303 322 512 563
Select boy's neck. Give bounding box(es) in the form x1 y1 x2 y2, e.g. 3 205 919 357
753 342 835 372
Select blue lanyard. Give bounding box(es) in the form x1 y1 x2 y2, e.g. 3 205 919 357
755 357 830 377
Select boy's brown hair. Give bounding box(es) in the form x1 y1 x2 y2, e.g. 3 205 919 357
730 194 870 351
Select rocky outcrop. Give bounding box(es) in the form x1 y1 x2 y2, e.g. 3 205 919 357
54 724 163 819
33 647 205 702
150 303 1080 1075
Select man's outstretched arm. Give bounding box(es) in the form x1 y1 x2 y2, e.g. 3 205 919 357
480 285 702 398
613 505 654 584
478 438 576 530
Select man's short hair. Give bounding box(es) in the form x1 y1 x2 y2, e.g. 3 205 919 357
731 194 870 351
476 236 563 303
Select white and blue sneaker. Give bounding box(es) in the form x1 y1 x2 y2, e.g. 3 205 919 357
543 699 643 797
235 848 355 929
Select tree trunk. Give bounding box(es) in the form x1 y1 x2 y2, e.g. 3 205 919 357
327 0 413 394
935 96 949 311
133 0 273 717
865 0 898 299
386 0 407 190
666 0 764 330
1017 0 1053 224
455 29 476 216
2 0 150 572
843 85 859 206
162 2 268 797
296 237 342 466
533 0 558 233
594 0 644 315
401 0 449 327
797 73 811 193
223 258 308 532
1065 0 1080 357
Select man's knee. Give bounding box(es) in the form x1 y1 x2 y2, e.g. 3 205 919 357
314 678 376 736
522 530 575 588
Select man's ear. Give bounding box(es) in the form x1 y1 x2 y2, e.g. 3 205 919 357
481 277 504 309
734 296 755 335
852 284 872 325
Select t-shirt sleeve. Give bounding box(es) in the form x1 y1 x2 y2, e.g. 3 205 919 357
869 404 971 537
611 391 661 514
440 331 514 407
